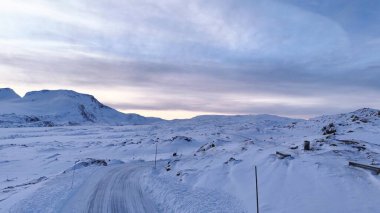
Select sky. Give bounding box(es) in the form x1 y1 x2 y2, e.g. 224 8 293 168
0 0 380 119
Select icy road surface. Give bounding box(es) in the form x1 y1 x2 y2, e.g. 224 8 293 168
86 165 157 213
62 164 157 213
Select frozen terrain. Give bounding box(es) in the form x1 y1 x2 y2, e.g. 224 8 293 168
0 89 379 212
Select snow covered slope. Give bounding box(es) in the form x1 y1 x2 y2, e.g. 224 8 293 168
0 89 162 127
312 108 380 127
0 106 379 212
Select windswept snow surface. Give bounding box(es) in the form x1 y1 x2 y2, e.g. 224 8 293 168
0 108 380 212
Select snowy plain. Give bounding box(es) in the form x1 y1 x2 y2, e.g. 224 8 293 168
0 89 379 212
0 111 379 212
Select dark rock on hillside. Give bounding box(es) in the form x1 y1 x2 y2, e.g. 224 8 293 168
322 123 336 135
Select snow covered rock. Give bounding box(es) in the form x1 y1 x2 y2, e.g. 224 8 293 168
322 123 337 135
63 158 124 173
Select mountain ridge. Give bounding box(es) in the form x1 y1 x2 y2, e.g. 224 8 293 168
0 88 162 127
0 88 379 128
0 88 21 101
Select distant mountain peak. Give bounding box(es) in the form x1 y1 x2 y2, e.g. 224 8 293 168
24 89 87 99
0 88 163 127
0 88 21 101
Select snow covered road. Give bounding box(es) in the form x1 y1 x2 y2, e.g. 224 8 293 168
8 162 158 213
85 165 157 213
59 163 158 213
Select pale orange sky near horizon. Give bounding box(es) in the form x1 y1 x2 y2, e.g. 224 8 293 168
4 85 225 119
5 85 318 120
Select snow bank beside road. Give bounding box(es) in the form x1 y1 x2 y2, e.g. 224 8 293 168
142 165 246 213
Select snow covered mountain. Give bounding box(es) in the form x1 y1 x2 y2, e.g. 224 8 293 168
0 88 21 101
0 88 162 127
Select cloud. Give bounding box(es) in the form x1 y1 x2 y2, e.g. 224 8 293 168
0 0 379 118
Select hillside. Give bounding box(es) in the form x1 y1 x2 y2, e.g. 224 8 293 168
0 108 378 212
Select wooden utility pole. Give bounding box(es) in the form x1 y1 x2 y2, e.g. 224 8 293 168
255 165 259 213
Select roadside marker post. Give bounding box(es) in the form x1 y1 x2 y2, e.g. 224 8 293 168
154 140 158 169
255 165 259 213
71 160 80 189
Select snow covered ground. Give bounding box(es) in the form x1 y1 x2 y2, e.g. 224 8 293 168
0 109 380 212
